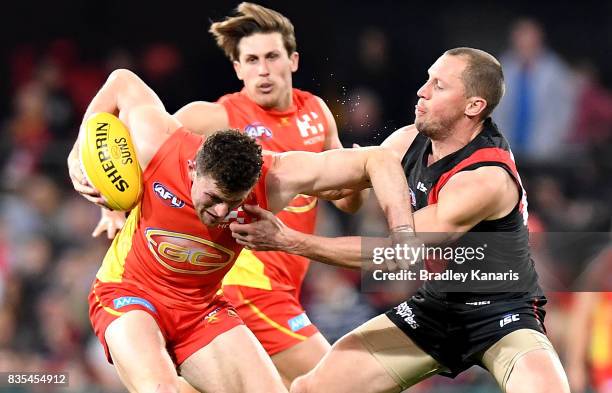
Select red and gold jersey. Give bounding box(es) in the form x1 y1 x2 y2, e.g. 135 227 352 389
95 129 270 311
219 88 329 292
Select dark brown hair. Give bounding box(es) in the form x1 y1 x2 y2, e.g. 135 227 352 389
210 2 297 62
195 130 263 194
445 47 505 119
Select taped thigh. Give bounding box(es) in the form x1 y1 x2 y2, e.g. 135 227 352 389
481 328 558 392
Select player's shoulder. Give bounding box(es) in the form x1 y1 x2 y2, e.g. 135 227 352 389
381 124 420 160
292 87 314 99
292 88 322 107
396 124 419 138
217 90 245 104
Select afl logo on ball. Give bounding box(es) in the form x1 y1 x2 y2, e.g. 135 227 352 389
245 122 273 140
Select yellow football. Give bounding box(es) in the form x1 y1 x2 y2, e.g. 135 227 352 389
80 112 142 211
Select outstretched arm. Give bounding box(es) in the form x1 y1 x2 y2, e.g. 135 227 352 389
265 146 412 230
231 146 414 268
231 162 518 269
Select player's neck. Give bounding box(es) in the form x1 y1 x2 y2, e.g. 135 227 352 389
429 120 484 163
254 89 293 112
273 89 293 111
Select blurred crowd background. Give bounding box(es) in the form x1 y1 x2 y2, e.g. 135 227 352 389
1 1 611 392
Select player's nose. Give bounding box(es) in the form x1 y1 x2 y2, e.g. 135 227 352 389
258 61 270 75
212 203 230 219
417 81 431 99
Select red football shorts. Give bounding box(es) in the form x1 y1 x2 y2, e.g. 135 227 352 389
89 279 243 365
222 285 319 355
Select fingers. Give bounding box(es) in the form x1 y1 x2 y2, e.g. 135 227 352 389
242 204 270 218
73 182 100 196
229 221 251 234
230 229 250 242
91 222 105 238
352 143 361 148
91 220 123 239
83 194 109 208
107 226 117 240
234 238 268 251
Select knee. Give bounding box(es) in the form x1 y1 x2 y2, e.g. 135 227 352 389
290 374 311 393
505 350 570 393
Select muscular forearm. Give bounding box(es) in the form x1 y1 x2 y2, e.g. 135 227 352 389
283 230 366 269
365 149 414 230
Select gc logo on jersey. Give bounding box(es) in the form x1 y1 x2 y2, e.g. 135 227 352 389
153 182 185 208
245 122 273 140
145 228 235 274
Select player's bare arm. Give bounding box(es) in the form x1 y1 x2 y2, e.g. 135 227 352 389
230 146 415 267
68 69 180 207
380 124 419 161
231 161 517 268
173 101 230 136
412 165 520 247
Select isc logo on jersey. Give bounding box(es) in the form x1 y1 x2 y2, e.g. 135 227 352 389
145 229 235 274
153 182 185 208
245 122 272 140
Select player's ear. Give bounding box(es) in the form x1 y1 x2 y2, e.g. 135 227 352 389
233 60 243 81
465 96 487 118
290 51 299 73
187 160 196 178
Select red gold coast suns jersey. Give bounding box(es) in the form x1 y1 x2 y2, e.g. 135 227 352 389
219 88 329 292
95 129 270 311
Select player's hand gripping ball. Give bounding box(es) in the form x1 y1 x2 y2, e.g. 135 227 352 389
80 112 142 211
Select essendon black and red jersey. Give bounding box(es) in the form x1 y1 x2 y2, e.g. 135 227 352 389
402 118 543 300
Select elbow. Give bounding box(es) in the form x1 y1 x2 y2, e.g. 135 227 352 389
108 68 136 81
107 69 139 90
333 190 367 214
365 147 396 176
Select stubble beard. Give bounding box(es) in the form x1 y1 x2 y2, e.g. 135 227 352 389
415 112 462 141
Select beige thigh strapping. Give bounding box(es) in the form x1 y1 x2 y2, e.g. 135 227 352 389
354 314 444 390
481 328 558 392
